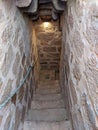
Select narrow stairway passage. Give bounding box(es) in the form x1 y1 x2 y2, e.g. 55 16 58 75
23 80 72 130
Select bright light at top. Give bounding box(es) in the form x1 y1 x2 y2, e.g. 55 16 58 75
43 22 50 28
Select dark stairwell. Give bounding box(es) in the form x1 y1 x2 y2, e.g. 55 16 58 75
16 1 72 129
23 19 72 129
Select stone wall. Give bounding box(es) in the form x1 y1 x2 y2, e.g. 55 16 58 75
60 0 98 130
0 0 34 130
32 28 40 88
39 70 56 81
33 21 61 71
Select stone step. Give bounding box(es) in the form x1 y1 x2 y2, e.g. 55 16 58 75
31 99 65 109
24 120 72 130
38 84 60 89
33 93 62 101
38 82 59 89
26 108 68 122
38 81 59 88
36 87 61 94
39 80 59 86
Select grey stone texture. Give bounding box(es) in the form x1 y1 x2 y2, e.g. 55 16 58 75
31 99 65 110
0 0 34 130
0 0 98 130
24 120 72 130
16 0 32 7
24 80 72 130
33 21 61 70
60 0 98 130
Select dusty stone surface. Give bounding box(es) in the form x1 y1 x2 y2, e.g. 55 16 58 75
33 93 62 101
1 45 14 77
33 21 61 70
3 113 11 130
12 53 20 75
15 0 32 7
24 80 72 129
0 0 34 130
27 108 67 122
32 28 40 89
31 99 65 109
24 120 72 130
60 0 98 130
0 79 13 104
39 70 56 81
36 87 60 95
0 116 2 126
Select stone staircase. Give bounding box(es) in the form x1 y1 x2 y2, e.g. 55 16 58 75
23 80 72 130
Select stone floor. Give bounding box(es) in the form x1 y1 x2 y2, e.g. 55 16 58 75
23 80 72 130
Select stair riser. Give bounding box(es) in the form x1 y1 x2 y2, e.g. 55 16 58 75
38 80 59 87
31 100 65 109
36 88 61 94
38 85 60 89
33 94 62 101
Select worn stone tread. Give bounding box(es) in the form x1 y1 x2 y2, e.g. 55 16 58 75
38 85 59 89
33 93 62 101
24 120 72 130
26 108 68 122
36 87 61 94
38 80 59 86
38 84 59 88
24 80 72 130
31 99 65 109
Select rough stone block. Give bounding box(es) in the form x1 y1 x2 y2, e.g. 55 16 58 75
12 53 20 76
3 113 11 130
18 87 24 103
14 107 21 130
43 47 56 52
0 79 13 104
11 94 17 105
1 45 13 77
0 116 3 126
